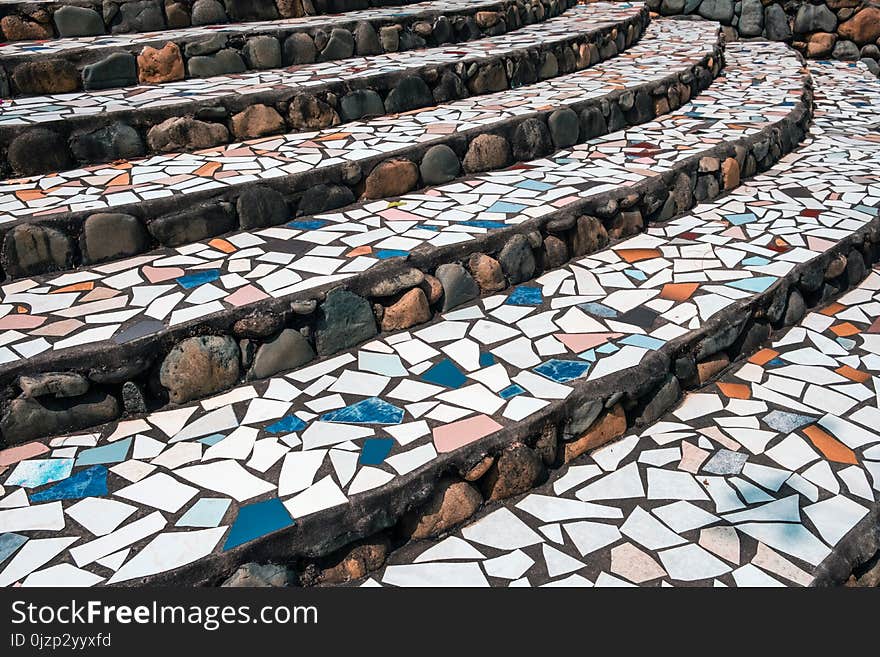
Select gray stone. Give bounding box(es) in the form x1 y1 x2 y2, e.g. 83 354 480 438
579 106 607 139
538 52 558 79
764 4 792 41
2 223 74 278
19 372 89 399
82 52 137 90
70 122 144 164
225 0 277 21
697 0 734 23
435 263 479 312
637 374 680 425
222 563 294 587
122 381 147 415
0 392 119 444
340 89 385 122
298 184 354 215
379 26 399 52
237 186 288 230
160 335 240 404
184 34 226 57
794 4 837 34
799 263 824 293
548 107 579 148
467 60 507 93
846 250 867 287
147 116 228 152
148 202 236 246
419 144 460 186
191 0 228 25
625 90 653 124
498 234 536 284
8 128 72 176
187 49 246 77
110 0 164 33
731 321 771 358
563 399 603 439
433 71 467 103
353 21 382 55
243 36 281 70
283 32 317 65
833 39 860 60
862 57 880 76
315 288 377 356
53 6 105 37
674 356 697 385
82 213 149 263
738 0 766 33
318 28 354 61
512 117 553 162
367 268 425 297
660 0 685 15
384 75 433 114
696 317 746 360
249 329 316 380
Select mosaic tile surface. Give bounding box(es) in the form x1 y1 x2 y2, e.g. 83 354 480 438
0 34 792 369
0 0 519 58
0 3 641 126
0 56 877 586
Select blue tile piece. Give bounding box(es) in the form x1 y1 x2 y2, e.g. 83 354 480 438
479 352 495 367
0 533 28 566
500 384 525 399
176 269 221 289
515 180 553 191
75 437 132 467
486 201 527 214
265 415 307 433
376 249 409 259
460 220 505 230
223 498 294 551
322 397 404 425
415 224 440 231
727 276 776 293
506 286 543 306
534 359 591 383
743 256 770 266
421 358 467 389
766 357 785 367
30 466 108 502
359 351 408 377
359 439 395 465
579 349 597 362
287 218 328 230
620 334 666 350
577 302 618 318
596 342 619 354
837 337 856 350
762 410 816 433
6 459 74 489
176 498 232 528
199 434 226 446
727 213 758 225
625 268 647 281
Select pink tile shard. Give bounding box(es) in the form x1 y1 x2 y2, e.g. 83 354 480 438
433 414 504 453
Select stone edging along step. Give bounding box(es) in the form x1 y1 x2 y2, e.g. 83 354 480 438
0 15 695 280
0 0 460 41
0 21 738 441
0 52 874 588
0 2 646 178
0 0 572 99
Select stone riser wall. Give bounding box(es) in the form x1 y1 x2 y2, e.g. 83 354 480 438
648 0 880 74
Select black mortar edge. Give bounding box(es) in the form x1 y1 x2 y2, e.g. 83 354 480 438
123 146 880 588
0 23 725 430
0 0 572 79
0 2 645 176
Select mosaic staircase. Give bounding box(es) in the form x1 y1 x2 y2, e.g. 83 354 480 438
0 0 877 588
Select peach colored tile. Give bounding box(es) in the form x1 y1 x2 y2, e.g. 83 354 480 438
433 414 503 453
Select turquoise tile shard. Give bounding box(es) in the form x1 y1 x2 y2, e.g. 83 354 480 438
30 466 108 502
421 358 467 389
74 437 132 467
534 359 591 383
176 498 232 528
359 439 395 465
5 459 74 488
265 415 307 433
224 498 294 551
0 533 28 566
506 286 543 306
322 397 404 424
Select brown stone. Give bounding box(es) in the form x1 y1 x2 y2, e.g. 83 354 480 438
363 159 419 199
563 403 627 463
462 134 511 173
825 253 847 279
231 104 286 140
381 288 431 331
137 42 185 83
1 15 52 40
147 116 228 152
287 93 340 130
12 60 78 95
543 235 568 268
806 32 836 58
608 210 643 240
475 11 500 28
482 442 544 501
654 96 670 116
697 354 730 383
319 537 390 584
467 253 506 292
721 157 740 190
839 8 880 45
571 215 608 256
420 274 443 304
276 0 305 18
403 478 483 539
462 455 494 481
159 335 240 405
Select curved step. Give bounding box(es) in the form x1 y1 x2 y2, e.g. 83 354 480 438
0 43 854 588
0 0 479 41
0 0 572 97
0 20 735 438
0 2 647 177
